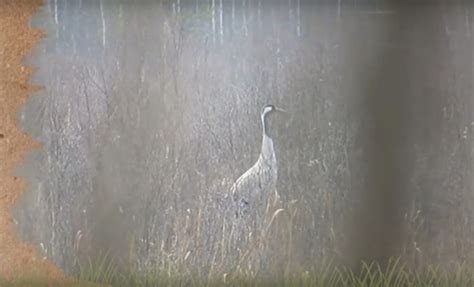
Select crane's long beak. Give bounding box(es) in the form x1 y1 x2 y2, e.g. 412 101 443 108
275 107 288 114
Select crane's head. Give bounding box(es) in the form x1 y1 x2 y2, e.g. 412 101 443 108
261 104 286 117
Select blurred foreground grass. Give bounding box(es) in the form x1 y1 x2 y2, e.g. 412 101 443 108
3 258 473 286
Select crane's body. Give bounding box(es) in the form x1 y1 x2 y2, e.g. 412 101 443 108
230 105 283 219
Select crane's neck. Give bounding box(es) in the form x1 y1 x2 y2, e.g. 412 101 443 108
260 113 275 161
261 113 270 138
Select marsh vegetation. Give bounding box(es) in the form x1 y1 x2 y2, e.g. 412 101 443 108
12 0 474 285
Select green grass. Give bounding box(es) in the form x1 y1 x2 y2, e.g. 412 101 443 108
2 259 474 287
0 276 97 287
65 257 474 287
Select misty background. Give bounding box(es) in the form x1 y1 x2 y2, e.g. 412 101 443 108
12 0 474 279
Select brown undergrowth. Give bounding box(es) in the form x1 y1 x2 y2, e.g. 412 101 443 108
0 0 73 284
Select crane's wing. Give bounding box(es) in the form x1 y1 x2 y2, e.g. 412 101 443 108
231 166 261 201
230 164 267 217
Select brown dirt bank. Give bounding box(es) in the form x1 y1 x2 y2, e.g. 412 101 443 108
0 0 72 284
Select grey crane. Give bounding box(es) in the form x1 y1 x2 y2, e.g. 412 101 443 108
230 104 286 221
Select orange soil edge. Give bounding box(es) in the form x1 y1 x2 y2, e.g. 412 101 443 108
0 0 71 283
